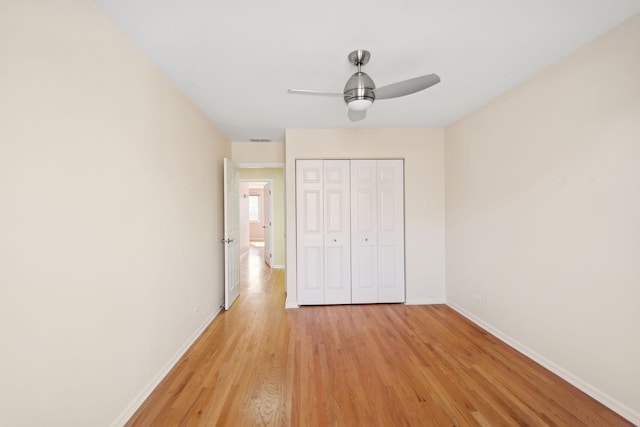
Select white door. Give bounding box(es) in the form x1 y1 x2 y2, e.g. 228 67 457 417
351 160 379 303
323 160 351 304
296 160 324 304
263 182 272 267
351 160 405 303
223 158 240 310
376 160 405 303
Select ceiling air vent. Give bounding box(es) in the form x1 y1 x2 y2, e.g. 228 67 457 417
249 138 271 142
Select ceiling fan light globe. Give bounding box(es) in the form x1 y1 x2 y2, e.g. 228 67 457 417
348 98 373 111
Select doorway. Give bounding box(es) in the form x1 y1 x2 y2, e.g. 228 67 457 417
239 179 273 267
234 166 285 304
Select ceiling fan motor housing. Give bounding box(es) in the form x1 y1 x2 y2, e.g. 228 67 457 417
344 72 376 110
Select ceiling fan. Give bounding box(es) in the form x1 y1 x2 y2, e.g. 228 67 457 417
288 50 441 122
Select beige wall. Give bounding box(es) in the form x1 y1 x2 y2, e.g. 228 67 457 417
445 13 640 423
232 142 285 164
285 129 446 308
239 169 286 267
0 1 230 426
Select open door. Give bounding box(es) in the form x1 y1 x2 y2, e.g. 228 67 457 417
264 182 272 267
223 158 240 310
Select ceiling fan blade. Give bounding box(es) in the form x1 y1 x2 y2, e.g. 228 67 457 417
288 89 343 97
348 109 366 122
374 73 441 100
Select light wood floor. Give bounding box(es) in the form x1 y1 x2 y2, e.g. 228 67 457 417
126 246 632 426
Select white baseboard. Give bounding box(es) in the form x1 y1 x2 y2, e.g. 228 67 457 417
285 298 446 307
447 302 639 425
284 295 298 309
270 264 285 269
405 298 446 305
110 306 222 427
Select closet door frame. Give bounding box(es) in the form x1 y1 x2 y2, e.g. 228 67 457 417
297 158 405 305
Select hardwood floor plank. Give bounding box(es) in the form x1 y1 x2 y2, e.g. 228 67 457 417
125 246 633 426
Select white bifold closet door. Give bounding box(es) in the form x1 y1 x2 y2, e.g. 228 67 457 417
351 160 405 303
296 160 351 305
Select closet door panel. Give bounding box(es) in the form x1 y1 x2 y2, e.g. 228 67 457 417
351 160 379 304
303 190 322 232
323 160 351 304
377 160 405 303
296 160 324 304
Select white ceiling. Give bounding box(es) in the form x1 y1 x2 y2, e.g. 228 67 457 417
92 0 640 142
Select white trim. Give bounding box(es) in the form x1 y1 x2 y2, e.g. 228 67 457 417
110 306 223 427
271 264 285 269
447 302 639 425
236 162 284 168
405 298 446 305
285 297 299 309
